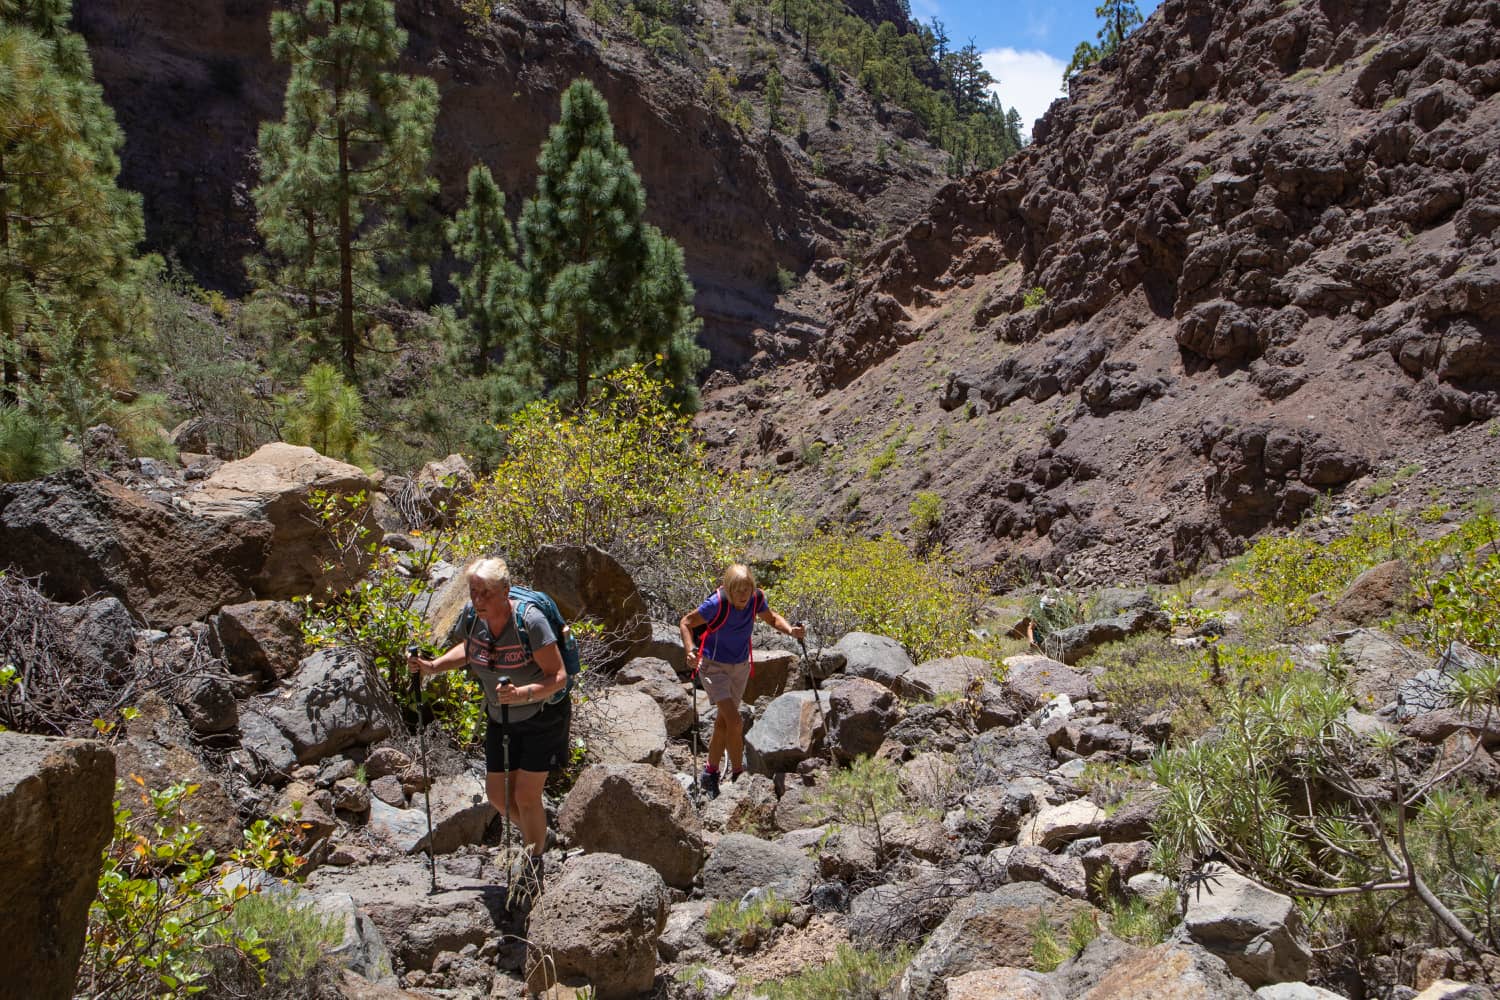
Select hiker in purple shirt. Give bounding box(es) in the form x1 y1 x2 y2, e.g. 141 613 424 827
679 563 804 798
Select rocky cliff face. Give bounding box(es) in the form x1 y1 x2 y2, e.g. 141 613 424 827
74 0 945 365
705 0 1500 581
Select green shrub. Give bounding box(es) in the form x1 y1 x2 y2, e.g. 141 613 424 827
909 491 943 534
1106 888 1179 946
203 891 344 997
1030 916 1067 971
867 441 898 478
1091 635 1213 740
454 366 789 612
772 532 989 661
1022 286 1046 309
759 943 913 999
80 780 309 999
1152 666 1500 955
0 403 69 482
278 362 374 467
704 891 791 949
816 755 903 865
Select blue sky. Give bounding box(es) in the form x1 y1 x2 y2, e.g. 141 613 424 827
911 0 1164 137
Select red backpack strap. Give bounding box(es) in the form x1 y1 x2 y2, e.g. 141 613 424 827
694 588 733 676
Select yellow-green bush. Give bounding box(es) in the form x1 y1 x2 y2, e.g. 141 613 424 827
759 943 913 999
455 366 789 609
704 891 791 949
772 531 989 661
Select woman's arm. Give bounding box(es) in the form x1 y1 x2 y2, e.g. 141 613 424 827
758 609 806 642
408 641 466 676
680 610 706 662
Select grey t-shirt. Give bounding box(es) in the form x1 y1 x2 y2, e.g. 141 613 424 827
451 602 557 723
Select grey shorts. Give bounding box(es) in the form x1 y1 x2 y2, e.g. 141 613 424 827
698 658 751 705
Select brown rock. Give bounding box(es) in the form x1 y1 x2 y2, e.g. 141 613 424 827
216 599 304 680
188 443 375 600
1080 942 1255 999
0 732 115 1000
1331 559 1412 624
558 765 703 889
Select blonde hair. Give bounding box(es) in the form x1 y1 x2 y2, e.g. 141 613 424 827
466 557 511 594
722 563 755 598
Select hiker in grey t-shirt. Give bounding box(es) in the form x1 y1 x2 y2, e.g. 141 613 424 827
406 557 569 890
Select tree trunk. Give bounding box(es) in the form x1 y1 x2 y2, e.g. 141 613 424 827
334 0 357 377
0 149 14 404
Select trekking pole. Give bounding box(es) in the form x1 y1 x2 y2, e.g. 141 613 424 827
796 625 829 734
688 652 703 803
498 675 515 888
407 645 438 895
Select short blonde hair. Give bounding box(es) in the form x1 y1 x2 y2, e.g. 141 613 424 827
722 563 755 598
466 557 511 594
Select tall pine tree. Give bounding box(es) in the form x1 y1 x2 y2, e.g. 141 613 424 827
0 0 145 405
516 79 704 405
1065 0 1143 80
447 164 524 376
252 0 438 376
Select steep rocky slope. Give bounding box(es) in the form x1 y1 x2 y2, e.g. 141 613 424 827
74 0 945 364
706 0 1500 581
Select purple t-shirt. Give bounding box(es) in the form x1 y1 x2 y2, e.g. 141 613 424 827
697 589 768 664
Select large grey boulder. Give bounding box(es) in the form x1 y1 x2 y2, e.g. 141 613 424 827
531 543 651 664
1021 799 1105 850
946 968 1061 1000
576 686 669 766
187 443 376 600
0 732 115 1000
255 649 399 764
744 689 829 773
827 677 901 762
614 658 694 737
742 648 798 704
1340 628 1433 710
834 631 915 691
311 892 397 984
216 599 305 681
0 468 270 627
1184 866 1312 987
307 858 503 971
365 774 494 855
526 853 670 1000
559 764 703 889
702 832 817 901
1079 941 1256 998
897 883 1098 1000
903 655 992 700
1001 655 1092 712
1051 607 1170 665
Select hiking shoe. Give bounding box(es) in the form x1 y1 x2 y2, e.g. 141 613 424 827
506 853 546 911
731 769 745 783
699 769 720 799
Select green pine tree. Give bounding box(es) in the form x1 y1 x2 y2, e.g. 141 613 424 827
279 361 372 466
0 0 146 406
252 0 439 377
515 79 705 405
1066 0 1143 79
447 164 524 376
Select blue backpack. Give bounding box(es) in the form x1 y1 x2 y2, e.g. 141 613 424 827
508 585 582 704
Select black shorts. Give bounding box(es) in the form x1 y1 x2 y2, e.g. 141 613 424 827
484 699 571 773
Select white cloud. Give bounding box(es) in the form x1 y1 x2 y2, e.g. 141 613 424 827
981 47 1069 141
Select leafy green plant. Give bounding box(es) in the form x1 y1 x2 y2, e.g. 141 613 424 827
1152 667 1500 955
759 943 913 999
277 362 374 468
816 755 903 865
773 531 989 661
454 366 789 613
704 891 791 949
1021 286 1047 309
867 441 898 478
202 891 344 997
0 403 69 482
80 779 311 999
1030 916 1067 971
909 491 943 534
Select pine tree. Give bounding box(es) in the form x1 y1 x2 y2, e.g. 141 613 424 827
1066 0 1143 79
0 0 145 405
515 79 705 404
252 0 439 376
447 165 524 376
765 64 785 133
